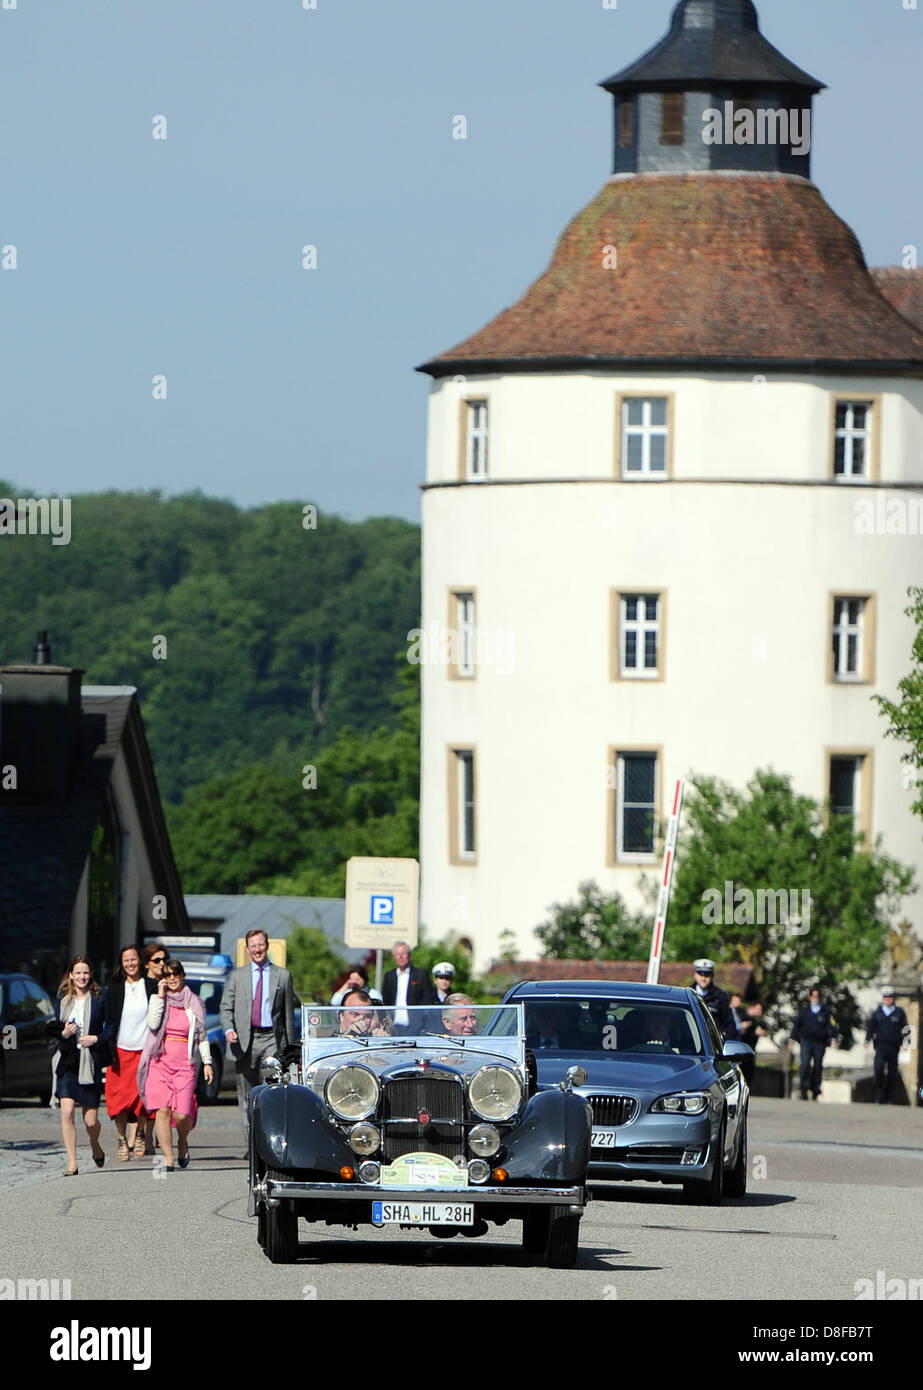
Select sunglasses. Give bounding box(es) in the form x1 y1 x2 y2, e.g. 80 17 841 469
150 955 167 964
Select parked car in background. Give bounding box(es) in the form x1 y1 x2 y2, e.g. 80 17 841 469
501 980 751 1204
0 973 55 1105
249 1002 592 1266
184 964 235 1102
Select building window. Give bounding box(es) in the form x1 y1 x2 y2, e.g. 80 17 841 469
619 99 633 149
618 396 670 478
833 400 873 481
616 592 663 679
464 401 488 480
614 751 658 860
452 591 476 678
449 748 477 863
830 596 875 683
660 93 684 145
826 750 872 841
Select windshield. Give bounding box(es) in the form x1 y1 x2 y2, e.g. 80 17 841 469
525 999 705 1057
186 980 225 1013
302 1003 524 1067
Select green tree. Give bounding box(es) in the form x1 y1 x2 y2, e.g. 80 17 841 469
664 770 916 1042
286 926 349 1003
875 585 923 819
536 881 652 960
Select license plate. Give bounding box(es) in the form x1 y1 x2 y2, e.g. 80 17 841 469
591 1128 617 1148
372 1201 474 1226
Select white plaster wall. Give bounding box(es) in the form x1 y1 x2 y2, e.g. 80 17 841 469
420 475 923 964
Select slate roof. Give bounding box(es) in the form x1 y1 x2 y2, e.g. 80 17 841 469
185 894 365 964
419 175 923 375
869 268 923 336
0 685 188 960
600 0 823 93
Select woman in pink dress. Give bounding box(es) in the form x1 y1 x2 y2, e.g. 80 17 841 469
137 959 213 1170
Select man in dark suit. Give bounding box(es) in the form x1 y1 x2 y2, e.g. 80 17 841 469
220 929 299 1148
381 942 435 1033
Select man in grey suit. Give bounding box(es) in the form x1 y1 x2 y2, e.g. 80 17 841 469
220 928 299 1150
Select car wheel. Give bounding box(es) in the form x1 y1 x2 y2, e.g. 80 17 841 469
724 1110 748 1199
264 1170 298 1264
546 1206 581 1269
683 1116 725 1206
257 1203 267 1249
37 1085 52 1107
522 1210 549 1256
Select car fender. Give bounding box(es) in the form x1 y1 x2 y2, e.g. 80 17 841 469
250 1083 354 1174
503 1088 591 1183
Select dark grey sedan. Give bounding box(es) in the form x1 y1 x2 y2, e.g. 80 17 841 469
501 980 750 1203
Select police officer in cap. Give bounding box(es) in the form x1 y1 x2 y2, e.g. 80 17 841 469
865 986 911 1104
691 959 736 1041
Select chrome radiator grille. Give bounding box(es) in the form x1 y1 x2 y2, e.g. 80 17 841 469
587 1094 639 1126
381 1075 465 1162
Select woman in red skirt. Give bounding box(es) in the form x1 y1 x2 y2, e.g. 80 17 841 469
104 944 158 1160
137 959 213 1170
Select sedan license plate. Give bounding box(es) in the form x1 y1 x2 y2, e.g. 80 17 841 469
591 1128 617 1148
372 1201 474 1226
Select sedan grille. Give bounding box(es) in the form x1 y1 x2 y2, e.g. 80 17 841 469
381 1075 465 1162
586 1094 639 1126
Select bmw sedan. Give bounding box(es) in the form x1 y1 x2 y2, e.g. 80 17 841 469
501 980 751 1204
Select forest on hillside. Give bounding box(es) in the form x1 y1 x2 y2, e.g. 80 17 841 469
0 489 422 841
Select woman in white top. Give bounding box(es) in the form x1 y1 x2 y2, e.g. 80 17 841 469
103 945 158 1161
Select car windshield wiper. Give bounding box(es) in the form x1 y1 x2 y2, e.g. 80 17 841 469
335 1034 417 1048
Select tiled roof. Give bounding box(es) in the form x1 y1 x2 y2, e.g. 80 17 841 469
600 0 823 92
420 175 923 374
869 267 923 336
484 958 756 996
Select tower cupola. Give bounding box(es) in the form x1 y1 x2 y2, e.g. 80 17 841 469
599 0 825 178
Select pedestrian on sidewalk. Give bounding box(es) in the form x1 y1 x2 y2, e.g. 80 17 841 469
137 959 212 1171
789 984 838 1100
46 956 110 1176
865 987 910 1104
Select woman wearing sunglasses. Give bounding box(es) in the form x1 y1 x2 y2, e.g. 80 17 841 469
137 959 213 1171
104 944 160 1160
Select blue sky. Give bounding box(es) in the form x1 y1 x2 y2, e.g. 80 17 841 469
0 0 919 522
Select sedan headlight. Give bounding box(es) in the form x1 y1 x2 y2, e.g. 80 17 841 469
326 1066 380 1121
468 1065 522 1122
650 1091 709 1116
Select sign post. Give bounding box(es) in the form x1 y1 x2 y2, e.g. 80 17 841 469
345 858 420 962
646 779 684 985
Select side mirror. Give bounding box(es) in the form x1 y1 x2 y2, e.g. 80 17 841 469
722 1041 753 1059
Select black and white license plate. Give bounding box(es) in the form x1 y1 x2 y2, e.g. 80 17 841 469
591 1128 617 1148
372 1201 474 1226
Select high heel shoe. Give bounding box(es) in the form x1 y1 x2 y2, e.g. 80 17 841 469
92 1150 105 1168
63 1166 78 1177
117 1138 130 1162
177 1146 190 1169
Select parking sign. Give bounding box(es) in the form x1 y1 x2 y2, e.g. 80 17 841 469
371 895 394 925
345 858 419 948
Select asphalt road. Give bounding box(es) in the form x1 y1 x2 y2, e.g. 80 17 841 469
1 1096 920 1302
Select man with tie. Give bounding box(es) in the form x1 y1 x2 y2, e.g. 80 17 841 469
220 929 299 1149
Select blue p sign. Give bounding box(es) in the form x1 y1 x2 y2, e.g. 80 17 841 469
371 895 394 925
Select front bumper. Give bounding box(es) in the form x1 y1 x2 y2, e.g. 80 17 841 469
254 1177 586 1219
587 1112 715 1183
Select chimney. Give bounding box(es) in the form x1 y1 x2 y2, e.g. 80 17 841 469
0 632 84 798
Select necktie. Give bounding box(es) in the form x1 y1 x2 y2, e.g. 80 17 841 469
251 967 263 1029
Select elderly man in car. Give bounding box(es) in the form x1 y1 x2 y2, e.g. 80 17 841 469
442 994 479 1036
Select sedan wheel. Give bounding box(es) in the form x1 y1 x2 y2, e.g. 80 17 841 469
683 1117 725 1206
522 1210 549 1256
264 1170 298 1264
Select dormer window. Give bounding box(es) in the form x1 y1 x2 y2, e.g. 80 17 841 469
660 93 684 145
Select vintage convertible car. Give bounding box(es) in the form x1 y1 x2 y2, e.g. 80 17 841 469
248 1002 591 1266
501 980 751 1203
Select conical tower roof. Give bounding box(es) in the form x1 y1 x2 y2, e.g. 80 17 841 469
419 175 923 376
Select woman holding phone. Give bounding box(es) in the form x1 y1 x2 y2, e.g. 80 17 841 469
47 956 110 1176
137 958 213 1170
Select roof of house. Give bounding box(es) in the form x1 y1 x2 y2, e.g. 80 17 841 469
184 894 363 964
599 0 824 93
869 267 923 336
483 958 756 996
0 687 189 951
419 175 923 376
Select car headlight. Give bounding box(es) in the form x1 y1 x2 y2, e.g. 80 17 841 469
468 1065 522 1122
650 1091 709 1116
326 1066 380 1121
